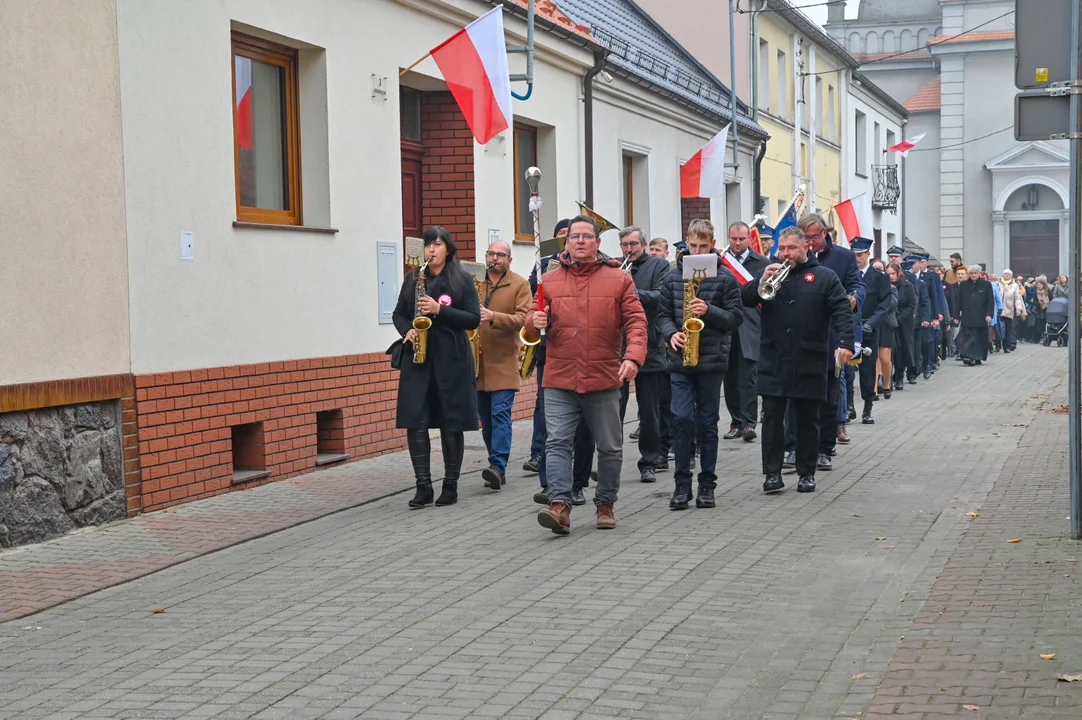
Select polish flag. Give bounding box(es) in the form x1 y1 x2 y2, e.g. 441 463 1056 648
430 7 513 145
721 251 754 285
889 132 926 157
235 57 253 150
680 125 730 198
833 193 872 246
748 226 764 255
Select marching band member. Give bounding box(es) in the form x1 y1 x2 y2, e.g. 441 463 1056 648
851 238 892 425
475 241 532 491
722 221 769 443
393 227 481 509
745 227 854 494
616 227 670 484
657 219 744 511
528 216 647 535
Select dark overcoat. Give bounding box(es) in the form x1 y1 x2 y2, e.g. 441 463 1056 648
392 266 480 431
626 253 671 373
741 256 855 401
727 249 770 362
957 277 996 328
657 251 744 375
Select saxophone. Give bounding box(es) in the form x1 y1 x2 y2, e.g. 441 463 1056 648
467 276 485 377
412 262 432 364
681 269 706 368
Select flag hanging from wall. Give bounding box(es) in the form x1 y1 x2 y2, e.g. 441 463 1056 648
429 7 513 144
833 193 873 248
680 125 730 198
888 132 926 158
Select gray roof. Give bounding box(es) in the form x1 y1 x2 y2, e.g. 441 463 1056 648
555 0 769 139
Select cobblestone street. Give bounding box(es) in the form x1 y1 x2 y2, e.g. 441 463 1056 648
1 344 1079 719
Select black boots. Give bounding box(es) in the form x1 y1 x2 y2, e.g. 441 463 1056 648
862 401 874 425
670 483 692 510
406 429 434 509
407 430 463 507
695 486 715 508
435 431 464 506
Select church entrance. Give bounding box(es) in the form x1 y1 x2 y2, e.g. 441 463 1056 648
1009 219 1059 278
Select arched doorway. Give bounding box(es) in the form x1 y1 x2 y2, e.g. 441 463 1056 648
1004 183 1064 277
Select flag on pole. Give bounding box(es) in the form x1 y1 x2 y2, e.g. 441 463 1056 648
680 125 731 198
888 132 926 158
748 225 764 255
429 7 513 144
832 193 872 247
575 202 620 234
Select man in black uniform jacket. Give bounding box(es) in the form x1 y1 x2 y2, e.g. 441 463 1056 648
742 227 855 494
851 237 892 425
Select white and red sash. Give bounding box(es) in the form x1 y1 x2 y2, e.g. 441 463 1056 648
721 251 754 285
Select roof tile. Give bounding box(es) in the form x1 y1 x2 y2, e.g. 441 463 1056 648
904 77 940 112
928 30 1014 45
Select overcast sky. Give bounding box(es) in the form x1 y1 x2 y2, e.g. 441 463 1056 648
796 0 861 27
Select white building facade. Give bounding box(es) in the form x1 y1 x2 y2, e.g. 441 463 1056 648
1 0 766 530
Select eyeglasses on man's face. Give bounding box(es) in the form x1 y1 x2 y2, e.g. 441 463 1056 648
485 251 509 259
619 240 642 249
568 234 597 242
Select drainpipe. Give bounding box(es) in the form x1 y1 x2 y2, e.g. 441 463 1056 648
750 1 761 124
583 50 606 207
753 140 767 216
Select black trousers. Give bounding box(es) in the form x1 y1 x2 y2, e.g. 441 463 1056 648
724 350 758 430
620 372 662 473
659 374 672 456
763 396 818 477
785 366 840 455
858 330 880 403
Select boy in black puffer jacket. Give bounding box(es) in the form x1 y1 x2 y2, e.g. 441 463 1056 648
657 219 744 511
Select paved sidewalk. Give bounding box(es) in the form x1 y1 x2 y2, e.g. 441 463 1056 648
0 425 538 619
0 344 1078 720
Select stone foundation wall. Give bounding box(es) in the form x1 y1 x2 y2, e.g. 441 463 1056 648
0 401 126 547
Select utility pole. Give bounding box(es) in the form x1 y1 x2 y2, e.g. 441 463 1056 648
1068 0 1081 540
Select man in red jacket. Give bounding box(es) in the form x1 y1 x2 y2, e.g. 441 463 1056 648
526 215 648 534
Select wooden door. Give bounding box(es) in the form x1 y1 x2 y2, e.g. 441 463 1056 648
1010 220 1059 277
401 141 424 240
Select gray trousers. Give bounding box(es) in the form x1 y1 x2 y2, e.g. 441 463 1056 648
544 387 622 507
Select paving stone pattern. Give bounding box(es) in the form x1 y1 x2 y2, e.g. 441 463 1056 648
0 345 1077 719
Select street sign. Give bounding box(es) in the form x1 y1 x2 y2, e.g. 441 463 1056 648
1015 0 1073 89
1015 90 1071 140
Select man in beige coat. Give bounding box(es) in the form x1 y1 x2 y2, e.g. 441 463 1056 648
477 241 533 490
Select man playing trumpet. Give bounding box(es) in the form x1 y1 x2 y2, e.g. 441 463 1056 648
657 219 744 511
743 227 854 495
474 241 532 491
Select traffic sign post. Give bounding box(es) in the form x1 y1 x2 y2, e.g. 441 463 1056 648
1016 0 1082 539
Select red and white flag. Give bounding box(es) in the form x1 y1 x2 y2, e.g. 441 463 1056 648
430 7 513 144
235 57 253 150
680 125 730 198
889 132 926 158
833 193 872 247
721 251 754 285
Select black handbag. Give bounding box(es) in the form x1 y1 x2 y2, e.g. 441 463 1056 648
386 338 405 370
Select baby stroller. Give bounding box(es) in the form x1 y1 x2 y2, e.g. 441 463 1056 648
1043 297 1069 347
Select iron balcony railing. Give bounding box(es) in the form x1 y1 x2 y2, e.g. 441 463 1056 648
872 164 900 212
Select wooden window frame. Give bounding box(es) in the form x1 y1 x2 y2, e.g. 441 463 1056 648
231 32 302 226
512 123 538 242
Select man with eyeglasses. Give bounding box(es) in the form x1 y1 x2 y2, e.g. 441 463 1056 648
780 214 865 474
722 221 770 444
529 215 647 535
616 227 671 484
475 241 533 491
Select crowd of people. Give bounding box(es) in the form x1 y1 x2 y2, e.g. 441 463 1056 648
390 217 1067 535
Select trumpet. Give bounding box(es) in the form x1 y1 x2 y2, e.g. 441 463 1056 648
757 260 794 301
412 261 432 364
619 255 634 272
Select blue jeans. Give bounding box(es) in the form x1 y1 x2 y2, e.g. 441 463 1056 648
836 369 849 424
529 362 546 459
478 389 516 474
670 372 723 489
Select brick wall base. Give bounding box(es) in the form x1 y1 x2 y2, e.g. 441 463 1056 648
134 354 537 511
681 197 712 239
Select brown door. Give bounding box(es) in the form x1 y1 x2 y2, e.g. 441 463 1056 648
401 141 424 239
1010 220 1059 277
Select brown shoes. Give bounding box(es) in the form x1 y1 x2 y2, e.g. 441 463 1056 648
537 502 571 535
595 503 616 529
837 425 851 444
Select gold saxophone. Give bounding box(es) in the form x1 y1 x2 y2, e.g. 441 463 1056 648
467 277 484 377
517 327 541 380
681 269 706 368
412 262 432 364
